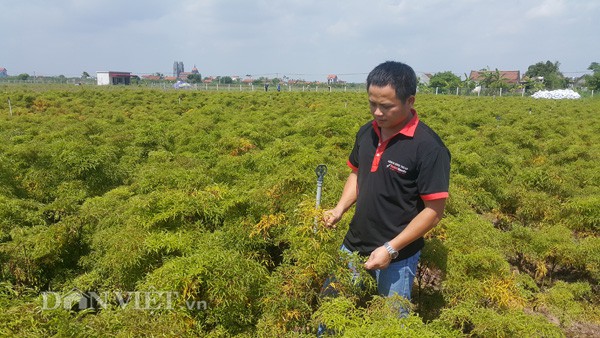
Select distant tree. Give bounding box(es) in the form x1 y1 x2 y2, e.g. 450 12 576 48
525 61 566 89
478 68 510 89
428 71 461 92
187 73 202 84
588 62 600 73
17 73 30 81
462 73 477 90
253 77 269 86
220 76 233 84
521 76 545 92
82 71 90 79
584 62 600 90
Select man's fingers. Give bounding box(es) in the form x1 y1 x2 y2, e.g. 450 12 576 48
322 210 339 228
364 259 374 270
364 254 375 270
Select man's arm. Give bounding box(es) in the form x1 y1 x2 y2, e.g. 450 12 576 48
364 198 446 270
323 171 358 228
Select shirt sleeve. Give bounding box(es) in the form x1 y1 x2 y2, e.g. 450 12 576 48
418 146 451 200
347 159 358 172
348 124 369 171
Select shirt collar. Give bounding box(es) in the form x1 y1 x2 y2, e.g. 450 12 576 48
372 109 419 139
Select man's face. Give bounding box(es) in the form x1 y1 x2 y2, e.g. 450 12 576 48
368 85 415 133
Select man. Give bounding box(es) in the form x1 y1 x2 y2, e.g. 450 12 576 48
323 61 450 308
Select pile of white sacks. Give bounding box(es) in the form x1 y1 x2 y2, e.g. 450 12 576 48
532 89 581 99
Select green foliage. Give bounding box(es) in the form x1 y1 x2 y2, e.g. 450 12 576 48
312 295 462 337
0 87 598 336
219 76 233 84
1 219 82 289
0 291 201 337
525 60 567 89
438 301 563 337
138 234 269 334
255 201 367 334
428 71 462 92
536 281 599 326
186 73 202 84
0 195 45 240
583 72 600 91
442 217 528 310
577 236 600 281
507 224 581 286
477 68 512 89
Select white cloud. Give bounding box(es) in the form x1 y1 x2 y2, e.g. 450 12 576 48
526 0 566 19
0 0 598 80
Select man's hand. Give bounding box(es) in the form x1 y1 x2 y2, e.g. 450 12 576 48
364 246 391 270
322 208 343 229
321 171 358 229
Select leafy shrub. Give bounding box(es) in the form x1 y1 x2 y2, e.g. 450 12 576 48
562 195 600 233
312 295 462 337
536 281 598 326
438 301 563 337
0 88 598 336
138 232 269 335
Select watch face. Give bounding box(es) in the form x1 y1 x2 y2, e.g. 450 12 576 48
384 242 398 259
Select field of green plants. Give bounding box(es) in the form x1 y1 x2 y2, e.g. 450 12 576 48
0 85 598 337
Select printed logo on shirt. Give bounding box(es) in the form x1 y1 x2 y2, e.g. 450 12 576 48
386 160 408 175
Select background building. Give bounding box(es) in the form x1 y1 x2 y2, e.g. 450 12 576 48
173 61 184 78
469 70 521 85
96 71 132 85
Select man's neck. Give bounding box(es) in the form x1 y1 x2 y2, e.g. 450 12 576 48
380 112 414 142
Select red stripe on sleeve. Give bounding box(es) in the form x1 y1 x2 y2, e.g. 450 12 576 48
421 192 449 201
347 160 358 172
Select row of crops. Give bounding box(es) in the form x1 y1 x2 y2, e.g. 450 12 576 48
0 86 598 336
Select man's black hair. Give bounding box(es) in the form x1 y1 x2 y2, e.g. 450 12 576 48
366 61 417 102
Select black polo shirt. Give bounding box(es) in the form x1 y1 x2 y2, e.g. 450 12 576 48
342 110 450 260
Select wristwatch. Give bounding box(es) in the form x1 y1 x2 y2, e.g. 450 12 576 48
383 242 399 260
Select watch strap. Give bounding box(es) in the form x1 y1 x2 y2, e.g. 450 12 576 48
384 242 399 259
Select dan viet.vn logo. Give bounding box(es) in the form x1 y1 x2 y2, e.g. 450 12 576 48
41 288 207 311
386 160 408 175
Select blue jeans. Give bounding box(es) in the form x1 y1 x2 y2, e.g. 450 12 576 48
338 244 420 301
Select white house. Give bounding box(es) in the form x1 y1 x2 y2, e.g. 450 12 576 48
96 71 132 85
417 72 432 86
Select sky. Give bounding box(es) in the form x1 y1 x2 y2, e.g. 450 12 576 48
1 0 598 83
